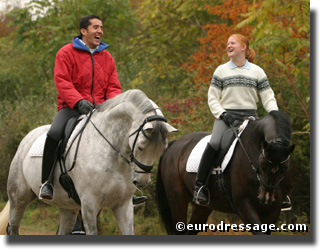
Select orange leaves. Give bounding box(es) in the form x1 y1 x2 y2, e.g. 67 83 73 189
184 0 254 88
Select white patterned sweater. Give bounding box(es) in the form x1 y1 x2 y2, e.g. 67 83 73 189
208 60 279 119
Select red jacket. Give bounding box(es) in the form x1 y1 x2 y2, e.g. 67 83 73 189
54 36 122 111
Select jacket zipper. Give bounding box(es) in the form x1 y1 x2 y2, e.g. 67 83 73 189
90 53 95 105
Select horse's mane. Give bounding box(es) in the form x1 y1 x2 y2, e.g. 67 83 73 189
96 89 155 114
96 89 168 146
268 111 292 146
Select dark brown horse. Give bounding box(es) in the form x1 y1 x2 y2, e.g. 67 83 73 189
156 111 295 235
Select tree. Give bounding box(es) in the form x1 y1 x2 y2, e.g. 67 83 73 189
8 0 136 84
183 0 254 87
163 0 255 131
236 0 310 218
127 0 215 98
237 0 310 119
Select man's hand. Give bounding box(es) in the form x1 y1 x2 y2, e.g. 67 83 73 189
76 100 94 114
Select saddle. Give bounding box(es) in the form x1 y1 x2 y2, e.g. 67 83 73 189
186 119 251 174
30 115 89 205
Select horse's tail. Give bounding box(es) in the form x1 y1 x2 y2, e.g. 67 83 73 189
155 140 177 235
0 201 10 235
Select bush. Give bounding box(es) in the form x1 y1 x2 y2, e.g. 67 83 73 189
0 90 56 199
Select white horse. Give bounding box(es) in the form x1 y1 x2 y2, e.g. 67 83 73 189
0 89 176 235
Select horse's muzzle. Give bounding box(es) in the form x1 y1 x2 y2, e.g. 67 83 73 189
257 188 275 205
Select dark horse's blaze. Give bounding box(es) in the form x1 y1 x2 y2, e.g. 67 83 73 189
156 111 295 235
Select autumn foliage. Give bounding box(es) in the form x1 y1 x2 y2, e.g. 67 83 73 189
184 0 254 87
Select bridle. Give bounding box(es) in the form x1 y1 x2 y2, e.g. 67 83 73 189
90 113 167 174
128 115 167 173
261 149 291 165
256 149 290 193
230 122 290 194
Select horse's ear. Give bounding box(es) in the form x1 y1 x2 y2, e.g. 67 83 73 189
290 144 295 153
148 98 178 133
165 123 178 133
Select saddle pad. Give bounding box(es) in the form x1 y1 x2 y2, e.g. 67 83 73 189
186 119 250 174
29 132 47 157
29 115 87 158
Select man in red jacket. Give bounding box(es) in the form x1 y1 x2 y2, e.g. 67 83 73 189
39 15 147 205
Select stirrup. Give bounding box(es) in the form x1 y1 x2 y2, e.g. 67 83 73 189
193 186 210 206
39 181 54 201
281 196 292 212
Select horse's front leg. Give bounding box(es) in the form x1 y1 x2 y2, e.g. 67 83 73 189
81 201 100 235
57 208 78 235
112 198 134 235
235 199 267 235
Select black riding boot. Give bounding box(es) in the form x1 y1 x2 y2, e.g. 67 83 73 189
193 143 218 206
39 135 59 201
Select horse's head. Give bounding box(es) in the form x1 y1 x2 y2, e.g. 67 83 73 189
129 115 171 187
257 138 295 205
129 97 177 188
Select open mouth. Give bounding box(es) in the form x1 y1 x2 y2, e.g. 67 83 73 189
94 35 101 42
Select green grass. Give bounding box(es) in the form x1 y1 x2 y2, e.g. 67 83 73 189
0 200 310 235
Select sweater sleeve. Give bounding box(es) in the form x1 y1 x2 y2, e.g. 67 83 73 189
54 49 83 108
257 68 279 112
208 71 225 119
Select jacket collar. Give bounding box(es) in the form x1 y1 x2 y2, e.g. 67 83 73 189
229 59 251 70
72 36 110 53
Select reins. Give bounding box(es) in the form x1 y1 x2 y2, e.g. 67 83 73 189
90 113 167 173
229 121 289 193
64 109 167 174
89 119 131 164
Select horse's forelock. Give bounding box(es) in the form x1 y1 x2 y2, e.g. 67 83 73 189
265 142 291 164
145 121 168 156
152 121 168 141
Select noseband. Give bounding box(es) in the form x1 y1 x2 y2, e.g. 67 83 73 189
90 114 167 174
256 167 284 193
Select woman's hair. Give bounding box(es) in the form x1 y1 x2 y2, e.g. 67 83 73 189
229 34 255 63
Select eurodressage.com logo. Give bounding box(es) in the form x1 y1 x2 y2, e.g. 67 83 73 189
175 221 309 233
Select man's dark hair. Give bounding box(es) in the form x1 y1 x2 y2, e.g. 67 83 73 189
79 15 102 38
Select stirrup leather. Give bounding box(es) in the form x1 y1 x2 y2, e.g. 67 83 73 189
194 186 210 206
